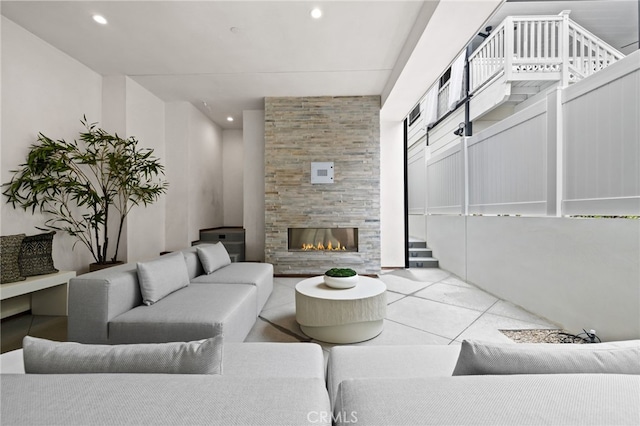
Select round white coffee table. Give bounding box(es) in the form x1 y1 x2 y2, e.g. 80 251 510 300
295 275 387 344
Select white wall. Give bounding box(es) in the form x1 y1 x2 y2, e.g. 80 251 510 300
188 106 223 243
243 110 265 262
99 76 167 263
426 215 466 276
380 120 405 267
164 103 191 250
1 17 102 272
125 78 166 262
165 102 223 250
223 129 243 226
427 215 640 341
101 75 129 261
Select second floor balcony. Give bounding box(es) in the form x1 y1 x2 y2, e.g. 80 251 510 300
407 10 626 147
469 11 624 94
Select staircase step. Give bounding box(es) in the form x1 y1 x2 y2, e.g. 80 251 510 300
409 247 433 257
409 257 439 268
408 240 427 249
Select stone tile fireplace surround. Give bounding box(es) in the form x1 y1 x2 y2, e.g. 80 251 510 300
265 96 381 275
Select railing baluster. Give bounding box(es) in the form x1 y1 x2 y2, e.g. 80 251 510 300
576 31 581 73
499 28 504 67
530 20 534 58
543 21 548 58
550 22 556 58
523 21 529 59
491 35 496 71
579 32 584 73
513 21 518 58
587 39 594 74
537 20 542 58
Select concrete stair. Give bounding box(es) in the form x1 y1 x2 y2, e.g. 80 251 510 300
408 240 439 268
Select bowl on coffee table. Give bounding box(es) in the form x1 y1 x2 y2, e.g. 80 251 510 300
324 268 359 289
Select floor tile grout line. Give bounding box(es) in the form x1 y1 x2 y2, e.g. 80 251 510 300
391 292 495 314
384 318 454 343
385 275 551 323
450 299 502 343
469 296 561 328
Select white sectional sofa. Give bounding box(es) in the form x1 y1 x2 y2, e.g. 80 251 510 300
328 340 640 425
1 340 331 425
68 244 273 344
3 337 639 425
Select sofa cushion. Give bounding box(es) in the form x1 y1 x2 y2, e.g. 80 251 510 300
333 375 640 426
18 231 58 277
181 248 204 279
109 284 257 343
224 343 325 379
2 342 327 378
452 339 640 375
191 262 274 315
23 335 223 374
137 252 190 305
197 243 231 274
2 375 331 426
327 344 460 406
1 234 26 284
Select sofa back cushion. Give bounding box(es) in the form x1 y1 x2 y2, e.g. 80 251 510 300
23 335 223 374
182 248 204 279
137 252 190 305
197 243 231 274
452 339 640 375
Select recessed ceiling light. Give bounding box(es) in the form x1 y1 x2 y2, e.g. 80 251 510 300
310 8 322 19
227 117 234 122
92 15 108 25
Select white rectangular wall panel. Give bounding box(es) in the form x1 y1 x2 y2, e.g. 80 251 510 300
562 51 640 215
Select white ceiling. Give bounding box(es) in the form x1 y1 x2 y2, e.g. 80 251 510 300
2 1 637 129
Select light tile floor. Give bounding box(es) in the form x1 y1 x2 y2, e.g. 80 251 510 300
1 268 558 356
249 269 559 360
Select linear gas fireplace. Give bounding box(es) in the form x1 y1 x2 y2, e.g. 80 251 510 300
288 228 358 252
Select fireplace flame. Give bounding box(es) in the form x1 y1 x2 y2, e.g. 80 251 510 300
301 241 346 251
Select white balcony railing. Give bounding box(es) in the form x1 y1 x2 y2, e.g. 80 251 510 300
468 11 624 93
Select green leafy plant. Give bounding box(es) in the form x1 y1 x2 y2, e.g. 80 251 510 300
2 116 168 265
325 268 357 277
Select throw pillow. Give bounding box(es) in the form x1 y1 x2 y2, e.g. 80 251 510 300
197 243 231 274
1 234 26 284
452 339 640 375
137 252 190 305
18 231 58 277
23 335 224 374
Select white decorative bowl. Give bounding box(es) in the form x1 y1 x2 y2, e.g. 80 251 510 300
324 274 359 289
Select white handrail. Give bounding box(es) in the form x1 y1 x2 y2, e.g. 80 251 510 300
566 19 625 82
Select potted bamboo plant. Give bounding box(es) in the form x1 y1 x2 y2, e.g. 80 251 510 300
2 116 168 270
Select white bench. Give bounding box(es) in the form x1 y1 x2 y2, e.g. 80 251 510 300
0 271 76 319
